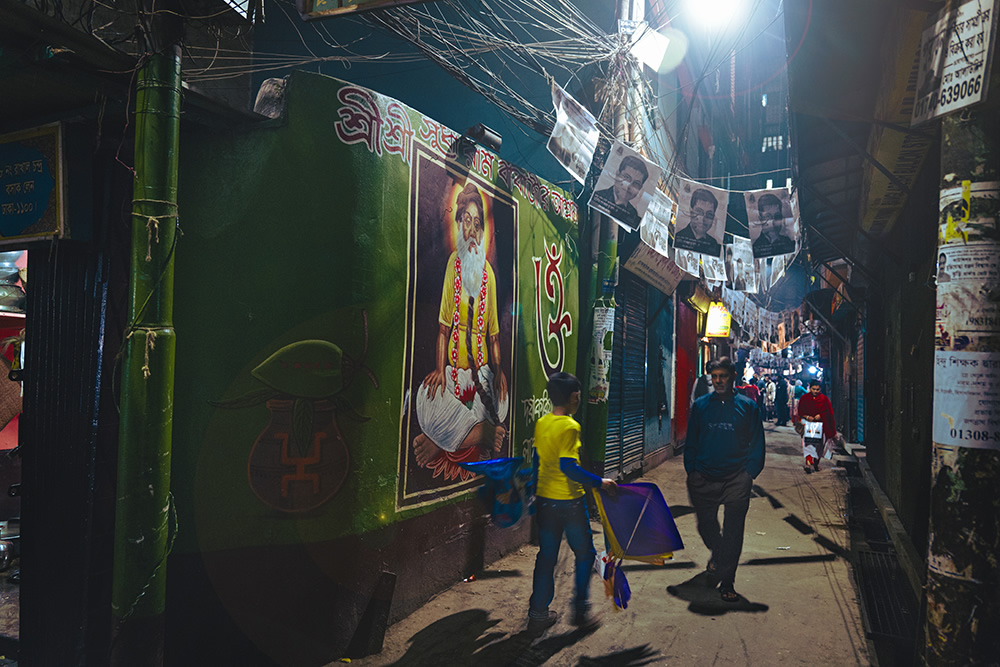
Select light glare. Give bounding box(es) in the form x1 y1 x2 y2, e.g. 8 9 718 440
687 0 745 28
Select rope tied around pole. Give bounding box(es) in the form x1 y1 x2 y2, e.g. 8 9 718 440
124 328 158 379
131 198 178 263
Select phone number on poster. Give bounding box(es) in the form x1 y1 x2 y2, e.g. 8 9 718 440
949 427 1000 442
938 75 983 108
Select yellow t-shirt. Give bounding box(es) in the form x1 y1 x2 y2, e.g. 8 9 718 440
534 413 584 500
438 251 499 369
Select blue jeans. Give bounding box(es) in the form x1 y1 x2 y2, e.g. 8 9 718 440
528 497 596 619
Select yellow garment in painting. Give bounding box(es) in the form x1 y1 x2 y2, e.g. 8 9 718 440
438 251 499 369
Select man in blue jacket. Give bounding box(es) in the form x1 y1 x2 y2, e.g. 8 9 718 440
685 356 765 602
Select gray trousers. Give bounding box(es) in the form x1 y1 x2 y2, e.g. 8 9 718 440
686 469 753 587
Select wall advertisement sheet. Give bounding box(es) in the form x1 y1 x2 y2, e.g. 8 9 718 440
933 351 1000 450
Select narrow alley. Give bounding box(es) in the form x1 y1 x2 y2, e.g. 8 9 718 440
350 424 868 666
3 0 999 664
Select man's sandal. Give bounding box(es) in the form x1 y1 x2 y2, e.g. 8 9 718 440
719 584 740 602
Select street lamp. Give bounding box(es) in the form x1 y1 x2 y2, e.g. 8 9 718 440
685 0 746 29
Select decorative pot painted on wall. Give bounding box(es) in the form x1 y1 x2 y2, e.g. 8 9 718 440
212 311 377 513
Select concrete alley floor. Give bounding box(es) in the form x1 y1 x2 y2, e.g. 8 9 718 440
345 423 869 666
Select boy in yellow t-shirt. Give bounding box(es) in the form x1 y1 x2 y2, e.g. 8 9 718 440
526 372 616 636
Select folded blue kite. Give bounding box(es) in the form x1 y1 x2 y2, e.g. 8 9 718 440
593 482 683 611
458 457 534 528
593 482 684 563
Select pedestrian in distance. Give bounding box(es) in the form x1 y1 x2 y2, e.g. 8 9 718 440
774 375 790 426
765 376 776 420
690 359 713 407
794 379 837 472
684 357 766 603
792 378 806 418
527 372 616 636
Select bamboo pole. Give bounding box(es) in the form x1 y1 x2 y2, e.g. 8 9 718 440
110 45 181 666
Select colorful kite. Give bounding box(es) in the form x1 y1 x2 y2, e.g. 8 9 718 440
593 482 684 563
593 482 683 610
458 457 534 528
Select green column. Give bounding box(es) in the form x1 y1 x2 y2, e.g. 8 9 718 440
111 46 181 666
583 213 619 473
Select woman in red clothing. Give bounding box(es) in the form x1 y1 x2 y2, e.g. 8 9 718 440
795 380 836 472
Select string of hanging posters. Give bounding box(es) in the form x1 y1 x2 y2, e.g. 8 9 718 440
547 81 804 349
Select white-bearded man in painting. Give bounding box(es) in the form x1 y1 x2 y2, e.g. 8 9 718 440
412 182 510 480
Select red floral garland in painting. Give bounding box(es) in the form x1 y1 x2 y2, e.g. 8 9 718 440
449 255 488 402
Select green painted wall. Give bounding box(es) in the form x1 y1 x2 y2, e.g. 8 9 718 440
171 71 580 557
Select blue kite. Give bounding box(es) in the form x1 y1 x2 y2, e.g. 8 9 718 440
458 457 534 528
593 482 684 610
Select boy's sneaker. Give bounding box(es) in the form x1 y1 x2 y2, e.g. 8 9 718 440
526 611 558 636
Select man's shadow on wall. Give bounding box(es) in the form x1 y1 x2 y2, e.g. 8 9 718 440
666 571 769 615
384 609 659 667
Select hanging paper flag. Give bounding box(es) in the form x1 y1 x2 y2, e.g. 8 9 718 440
702 253 727 283
593 482 683 563
770 254 787 288
673 179 727 258
673 248 701 278
746 188 798 258
638 189 674 257
547 82 599 185
589 141 662 232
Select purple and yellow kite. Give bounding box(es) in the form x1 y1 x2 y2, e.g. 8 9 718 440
593 482 684 609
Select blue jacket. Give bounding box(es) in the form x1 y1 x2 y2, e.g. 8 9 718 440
685 391 765 478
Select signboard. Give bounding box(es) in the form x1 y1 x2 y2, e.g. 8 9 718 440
0 124 64 244
912 0 998 125
705 302 731 337
624 241 685 296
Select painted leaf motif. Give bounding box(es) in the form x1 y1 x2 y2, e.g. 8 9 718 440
252 339 343 398
208 387 280 409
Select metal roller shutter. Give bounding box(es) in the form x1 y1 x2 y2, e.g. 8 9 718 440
605 274 647 477
620 277 647 474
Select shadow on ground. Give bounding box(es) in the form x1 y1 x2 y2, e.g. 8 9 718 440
665 572 769 616
622 561 697 572
383 609 657 667
577 644 660 666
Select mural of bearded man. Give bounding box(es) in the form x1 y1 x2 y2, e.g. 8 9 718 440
412 182 510 478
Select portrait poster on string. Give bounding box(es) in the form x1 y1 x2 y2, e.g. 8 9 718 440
589 141 661 232
547 82 599 185
673 179 727 257
746 187 797 258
